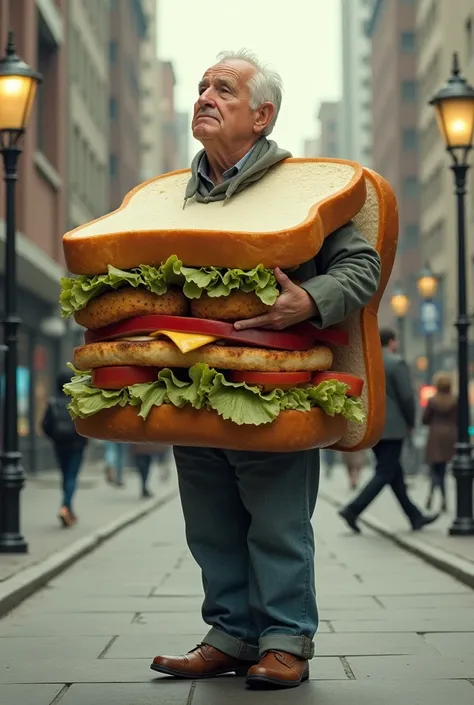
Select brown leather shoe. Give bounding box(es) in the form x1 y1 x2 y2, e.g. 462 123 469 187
246 650 309 689
150 643 254 679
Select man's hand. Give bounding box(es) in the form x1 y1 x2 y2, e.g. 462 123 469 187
234 268 317 331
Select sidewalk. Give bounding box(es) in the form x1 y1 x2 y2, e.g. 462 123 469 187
320 461 474 586
0 453 178 614
0 492 473 703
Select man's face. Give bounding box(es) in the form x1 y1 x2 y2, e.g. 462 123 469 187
192 59 267 146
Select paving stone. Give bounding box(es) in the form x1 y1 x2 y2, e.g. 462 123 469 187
192 679 474 704
0 659 175 683
0 613 135 637
317 596 379 610
313 633 435 656
61 682 192 704
0 636 113 661
377 594 474 609
331 618 474 633
20 595 203 614
347 655 474 679
46 581 156 596
105 633 210 658
321 608 474 622
424 632 474 655
0 684 64 705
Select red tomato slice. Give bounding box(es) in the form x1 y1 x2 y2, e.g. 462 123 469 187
91 366 160 390
310 371 364 397
83 315 315 351
229 370 311 392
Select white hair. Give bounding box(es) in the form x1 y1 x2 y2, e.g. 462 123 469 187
216 49 283 136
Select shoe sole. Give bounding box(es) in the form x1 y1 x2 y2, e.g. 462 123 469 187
150 663 250 679
246 671 309 689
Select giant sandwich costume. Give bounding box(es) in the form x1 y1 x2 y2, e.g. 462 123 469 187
61 158 398 452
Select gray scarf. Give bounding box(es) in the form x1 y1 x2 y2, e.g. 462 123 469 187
184 136 292 207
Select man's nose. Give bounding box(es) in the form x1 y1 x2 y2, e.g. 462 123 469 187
197 88 216 108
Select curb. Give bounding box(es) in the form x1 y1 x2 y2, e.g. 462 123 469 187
320 489 474 590
0 487 178 617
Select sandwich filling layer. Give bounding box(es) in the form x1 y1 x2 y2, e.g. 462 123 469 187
65 363 365 427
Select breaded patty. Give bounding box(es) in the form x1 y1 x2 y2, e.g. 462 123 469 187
74 287 188 329
73 339 333 372
190 290 271 321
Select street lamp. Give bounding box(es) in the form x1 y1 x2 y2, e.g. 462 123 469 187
429 52 474 536
417 264 438 384
390 285 409 357
0 32 41 553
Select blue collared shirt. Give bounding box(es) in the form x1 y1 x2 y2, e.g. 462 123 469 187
197 143 258 190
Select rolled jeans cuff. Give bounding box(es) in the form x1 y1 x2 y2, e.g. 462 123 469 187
259 634 315 659
202 627 260 662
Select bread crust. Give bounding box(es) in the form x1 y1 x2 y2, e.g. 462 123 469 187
63 158 367 274
74 287 188 330
74 404 347 452
73 340 333 372
190 290 270 321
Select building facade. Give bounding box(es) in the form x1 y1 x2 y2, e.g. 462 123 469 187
109 0 147 209
67 1 109 231
317 102 342 158
160 60 179 173
0 0 68 472
303 138 320 157
140 0 163 180
417 0 474 374
340 0 375 165
368 0 422 363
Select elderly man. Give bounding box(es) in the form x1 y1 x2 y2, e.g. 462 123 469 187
151 49 381 690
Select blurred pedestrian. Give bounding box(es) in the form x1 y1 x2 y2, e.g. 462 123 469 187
104 441 127 487
422 372 457 513
131 444 154 499
321 449 337 479
340 450 366 490
42 370 88 527
338 328 439 533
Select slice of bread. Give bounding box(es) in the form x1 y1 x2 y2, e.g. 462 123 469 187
63 158 367 274
329 168 398 451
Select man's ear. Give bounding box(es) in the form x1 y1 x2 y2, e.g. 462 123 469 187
253 102 275 135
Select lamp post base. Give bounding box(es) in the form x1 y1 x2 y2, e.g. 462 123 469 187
449 449 474 536
0 534 27 553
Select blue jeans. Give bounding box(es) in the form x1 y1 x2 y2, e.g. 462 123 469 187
173 446 320 660
55 448 85 510
104 442 126 483
135 454 152 493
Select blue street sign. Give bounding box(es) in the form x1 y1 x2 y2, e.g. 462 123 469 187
420 300 441 335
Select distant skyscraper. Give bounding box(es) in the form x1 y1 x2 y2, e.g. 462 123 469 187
318 102 342 158
175 112 190 169
340 0 375 165
140 0 164 180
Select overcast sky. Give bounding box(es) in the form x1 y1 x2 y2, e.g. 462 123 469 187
157 0 342 159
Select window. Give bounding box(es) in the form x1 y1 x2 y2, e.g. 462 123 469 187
402 128 418 150
109 41 117 63
466 16 473 59
401 80 417 102
109 97 118 120
109 154 118 178
400 31 416 52
405 224 419 246
403 177 419 198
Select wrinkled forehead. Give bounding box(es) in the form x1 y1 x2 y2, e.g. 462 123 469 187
199 59 256 91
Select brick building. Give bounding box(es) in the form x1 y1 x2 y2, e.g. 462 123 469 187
0 0 67 472
108 0 147 209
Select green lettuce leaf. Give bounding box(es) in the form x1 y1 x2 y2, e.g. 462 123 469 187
63 364 366 427
60 256 278 317
208 373 282 426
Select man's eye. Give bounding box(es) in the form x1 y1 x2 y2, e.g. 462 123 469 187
221 87 230 93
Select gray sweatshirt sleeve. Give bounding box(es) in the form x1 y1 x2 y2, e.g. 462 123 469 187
300 221 381 329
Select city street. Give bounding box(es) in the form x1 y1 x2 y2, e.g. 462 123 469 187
1 483 474 704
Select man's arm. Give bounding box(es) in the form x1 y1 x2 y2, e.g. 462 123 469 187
392 358 416 429
300 221 381 329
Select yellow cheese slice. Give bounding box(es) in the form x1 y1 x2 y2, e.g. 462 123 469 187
149 330 218 353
